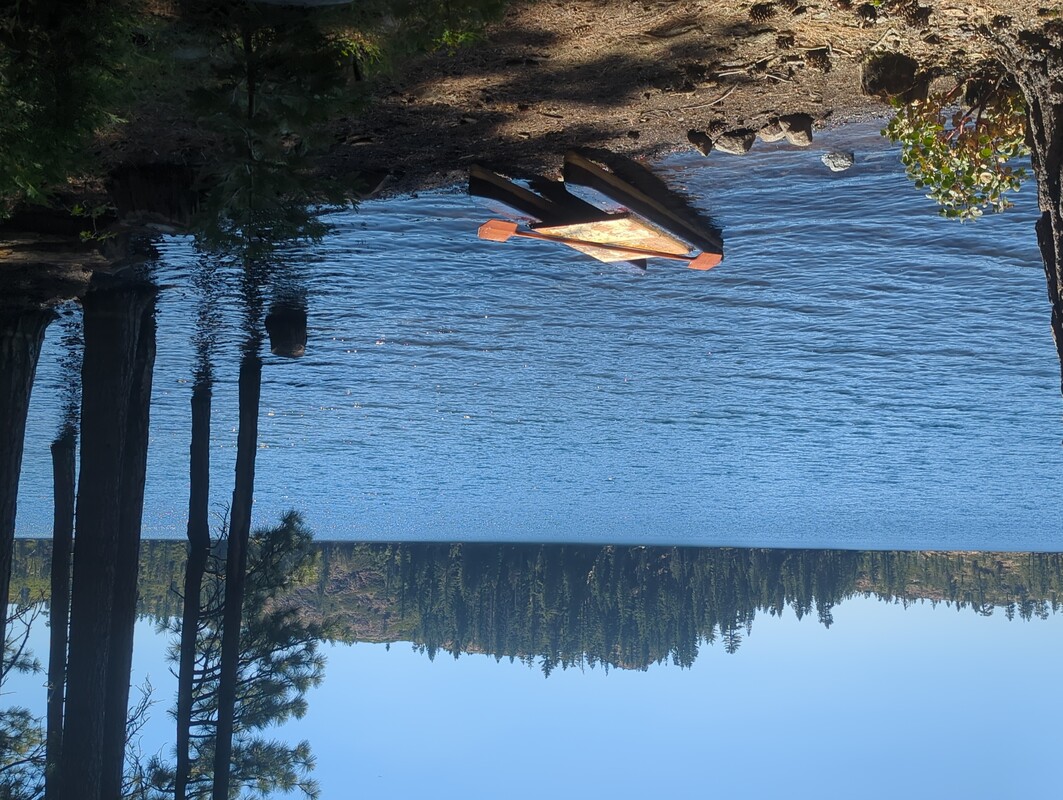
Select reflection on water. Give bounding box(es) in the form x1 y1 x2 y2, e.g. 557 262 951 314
5 9 1061 550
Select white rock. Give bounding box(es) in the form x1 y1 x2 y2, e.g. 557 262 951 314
821 151 855 172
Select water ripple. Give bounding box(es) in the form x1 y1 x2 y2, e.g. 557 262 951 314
13 122 1063 549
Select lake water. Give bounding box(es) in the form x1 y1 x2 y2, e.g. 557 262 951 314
7 117 1063 799
15 121 1060 549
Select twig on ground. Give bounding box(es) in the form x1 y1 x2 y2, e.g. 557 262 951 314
679 85 738 110
869 27 904 51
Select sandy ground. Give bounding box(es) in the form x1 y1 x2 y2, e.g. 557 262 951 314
14 0 1062 212
324 0 1055 193
4 2 1059 304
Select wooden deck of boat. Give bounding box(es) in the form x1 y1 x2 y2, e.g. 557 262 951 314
468 154 723 270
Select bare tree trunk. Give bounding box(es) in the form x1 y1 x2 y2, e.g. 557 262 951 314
100 299 156 800
0 309 53 658
60 286 156 800
999 23 1063 390
175 375 212 800
211 350 262 800
45 427 76 800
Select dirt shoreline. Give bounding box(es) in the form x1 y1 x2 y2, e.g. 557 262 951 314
2 0 1055 292
91 0 1049 199
319 0 1044 195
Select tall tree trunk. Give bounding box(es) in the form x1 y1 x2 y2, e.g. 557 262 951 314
0 309 53 658
211 350 262 800
100 299 156 800
175 376 212 800
60 286 156 800
45 426 76 800
999 23 1063 390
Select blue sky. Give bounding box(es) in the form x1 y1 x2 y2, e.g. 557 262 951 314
8 594 1060 799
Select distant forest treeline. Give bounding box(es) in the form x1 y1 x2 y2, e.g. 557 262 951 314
11 541 1063 672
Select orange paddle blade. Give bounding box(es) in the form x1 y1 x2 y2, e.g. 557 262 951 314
687 252 722 271
478 219 519 242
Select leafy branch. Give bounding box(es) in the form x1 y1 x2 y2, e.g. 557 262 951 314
883 70 1029 220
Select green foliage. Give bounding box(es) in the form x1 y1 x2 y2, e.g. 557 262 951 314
0 0 138 217
150 511 326 800
70 202 118 243
14 541 1063 678
884 77 1029 220
189 6 358 260
380 544 1063 672
435 25 487 53
0 605 45 800
330 0 507 69
2 603 43 682
410 0 507 52
152 735 319 800
234 738 316 800
0 0 507 224
0 708 45 800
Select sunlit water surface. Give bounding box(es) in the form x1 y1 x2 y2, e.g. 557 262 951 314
15 122 1063 548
